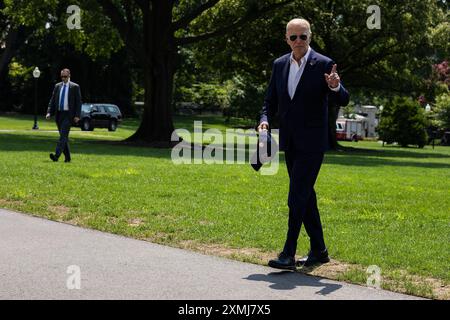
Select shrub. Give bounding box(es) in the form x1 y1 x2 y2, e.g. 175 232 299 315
433 92 450 130
378 96 428 148
174 82 229 113
225 75 266 121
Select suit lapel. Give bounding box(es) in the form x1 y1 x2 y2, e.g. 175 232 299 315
67 83 72 105
281 55 291 99
57 83 63 105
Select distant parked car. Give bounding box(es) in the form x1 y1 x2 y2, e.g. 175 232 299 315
79 103 122 131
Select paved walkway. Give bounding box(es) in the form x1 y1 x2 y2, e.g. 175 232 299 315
0 208 423 300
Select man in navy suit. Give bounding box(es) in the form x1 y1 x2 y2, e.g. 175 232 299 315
46 68 82 162
258 19 349 270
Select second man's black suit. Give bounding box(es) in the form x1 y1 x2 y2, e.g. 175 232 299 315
47 81 82 161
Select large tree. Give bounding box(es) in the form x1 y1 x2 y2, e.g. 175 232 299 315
3 0 447 148
1 0 133 114
2 0 294 145
94 0 295 146
0 0 31 109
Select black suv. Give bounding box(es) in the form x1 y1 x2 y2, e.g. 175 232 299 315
79 103 122 131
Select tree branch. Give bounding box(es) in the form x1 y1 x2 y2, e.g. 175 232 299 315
172 0 220 31
134 0 150 12
97 0 144 63
97 0 128 40
124 1 135 29
175 0 295 46
342 44 407 74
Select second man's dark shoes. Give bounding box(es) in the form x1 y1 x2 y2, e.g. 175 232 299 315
49 153 58 162
296 249 330 268
64 158 71 163
268 252 296 270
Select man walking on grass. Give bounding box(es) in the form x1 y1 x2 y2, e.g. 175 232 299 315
258 18 350 270
46 68 82 163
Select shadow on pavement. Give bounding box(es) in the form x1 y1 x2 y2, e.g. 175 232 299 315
244 271 342 296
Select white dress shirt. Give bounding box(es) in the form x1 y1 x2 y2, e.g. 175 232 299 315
288 47 311 99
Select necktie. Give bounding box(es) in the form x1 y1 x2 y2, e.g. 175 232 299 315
59 84 66 111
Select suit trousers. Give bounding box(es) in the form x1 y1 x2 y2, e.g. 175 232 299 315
55 111 71 160
282 150 326 257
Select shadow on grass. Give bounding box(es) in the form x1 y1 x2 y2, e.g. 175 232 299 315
1 133 450 169
324 154 450 169
328 145 450 159
173 115 255 131
0 133 171 160
244 271 342 295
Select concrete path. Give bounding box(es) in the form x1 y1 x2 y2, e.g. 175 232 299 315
0 208 423 300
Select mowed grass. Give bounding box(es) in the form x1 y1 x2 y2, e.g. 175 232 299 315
0 114 449 298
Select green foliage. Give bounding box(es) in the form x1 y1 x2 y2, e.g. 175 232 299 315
433 93 450 130
342 102 356 119
378 96 428 148
225 75 266 121
428 19 450 61
174 74 267 121
2 0 59 26
8 60 33 80
2 0 448 139
2 0 123 60
188 0 447 101
175 82 230 112
53 0 124 60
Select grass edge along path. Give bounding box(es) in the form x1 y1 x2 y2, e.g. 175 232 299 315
0 198 448 300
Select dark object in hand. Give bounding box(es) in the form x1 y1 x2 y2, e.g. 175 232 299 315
250 130 278 171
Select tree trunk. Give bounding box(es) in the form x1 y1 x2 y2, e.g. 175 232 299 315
0 27 21 111
126 1 176 147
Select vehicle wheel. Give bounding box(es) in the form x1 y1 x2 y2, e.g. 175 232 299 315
81 119 91 131
108 120 117 132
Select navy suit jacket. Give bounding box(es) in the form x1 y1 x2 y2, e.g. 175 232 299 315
260 48 349 152
47 82 82 119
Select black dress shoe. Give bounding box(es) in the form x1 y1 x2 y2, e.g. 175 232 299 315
49 153 58 162
64 158 71 163
296 249 330 267
268 252 296 270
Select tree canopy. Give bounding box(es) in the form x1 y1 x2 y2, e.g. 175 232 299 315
1 0 448 146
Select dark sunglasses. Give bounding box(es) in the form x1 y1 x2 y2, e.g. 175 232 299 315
289 34 308 41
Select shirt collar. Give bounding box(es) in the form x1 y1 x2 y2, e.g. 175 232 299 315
290 46 311 66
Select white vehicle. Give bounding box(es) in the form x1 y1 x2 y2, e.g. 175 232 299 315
336 119 364 141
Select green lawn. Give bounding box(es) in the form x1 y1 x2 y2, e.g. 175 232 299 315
0 114 449 299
